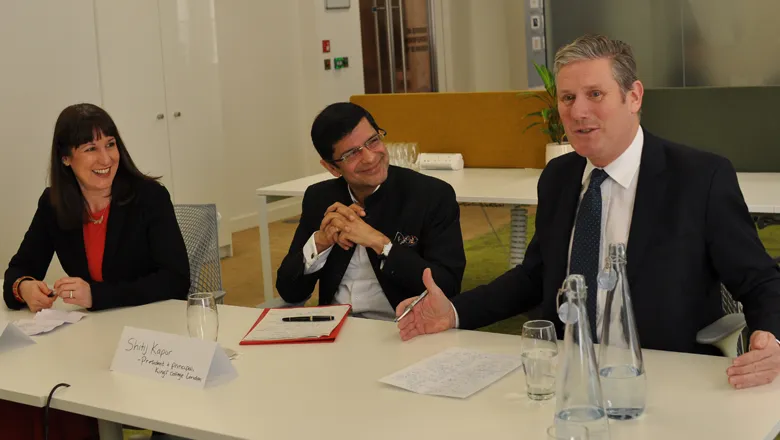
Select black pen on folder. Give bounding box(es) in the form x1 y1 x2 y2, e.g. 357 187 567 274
282 315 334 322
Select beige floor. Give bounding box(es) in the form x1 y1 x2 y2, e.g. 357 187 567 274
221 205 518 308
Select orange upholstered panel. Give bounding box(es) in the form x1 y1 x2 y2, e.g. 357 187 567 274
350 91 550 169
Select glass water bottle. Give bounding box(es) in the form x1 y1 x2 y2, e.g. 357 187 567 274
554 274 610 440
597 242 647 420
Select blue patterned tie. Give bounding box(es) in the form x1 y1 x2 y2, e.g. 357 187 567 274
569 168 609 339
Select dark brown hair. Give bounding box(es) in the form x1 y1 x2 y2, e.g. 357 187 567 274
310 102 381 161
49 103 159 229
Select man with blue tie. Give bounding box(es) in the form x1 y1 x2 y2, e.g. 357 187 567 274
395 34 780 389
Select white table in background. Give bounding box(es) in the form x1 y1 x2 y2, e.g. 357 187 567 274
2 301 778 440
255 168 780 303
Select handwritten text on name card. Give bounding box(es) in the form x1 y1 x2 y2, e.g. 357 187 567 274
124 337 204 383
111 327 234 388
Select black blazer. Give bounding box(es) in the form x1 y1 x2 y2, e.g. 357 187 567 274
276 165 466 310
452 130 780 355
3 180 190 311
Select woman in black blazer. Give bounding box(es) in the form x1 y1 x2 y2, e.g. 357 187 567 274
3 103 190 312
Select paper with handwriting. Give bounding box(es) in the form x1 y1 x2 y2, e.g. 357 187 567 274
14 309 87 336
380 347 523 398
243 305 350 342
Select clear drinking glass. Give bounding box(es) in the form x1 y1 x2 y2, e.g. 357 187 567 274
387 143 399 166
547 425 589 440
520 319 558 400
396 142 407 168
408 143 419 170
187 292 219 342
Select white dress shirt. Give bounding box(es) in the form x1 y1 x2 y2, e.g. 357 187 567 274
568 126 644 342
451 127 780 347
301 186 396 321
452 127 644 331
569 128 779 347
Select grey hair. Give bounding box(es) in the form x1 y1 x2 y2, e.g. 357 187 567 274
553 34 638 96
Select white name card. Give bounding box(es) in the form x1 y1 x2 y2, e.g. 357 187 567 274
110 326 237 389
0 320 36 354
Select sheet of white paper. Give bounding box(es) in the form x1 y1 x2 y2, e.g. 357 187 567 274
14 319 64 335
36 309 86 324
206 347 238 387
243 305 350 342
13 309 87 336
379 347 523 399
0 320 37 354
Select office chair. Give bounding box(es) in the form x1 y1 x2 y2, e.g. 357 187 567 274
699 214 780 357
698 256 780 357
173 204 226 304
696 285 747 357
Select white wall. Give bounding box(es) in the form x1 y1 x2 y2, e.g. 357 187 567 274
470 2 512 91
94 0 175 192
215 0 365 233
435 0 528 92
0 0 367 284
213 0 307 232
0 0 103 283
296 0 366 176
504 0 529 91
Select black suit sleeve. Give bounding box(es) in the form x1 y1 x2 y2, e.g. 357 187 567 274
276 187 322 303
706 159 780 337
450 167 557 330
451 226 545 330
3 191 56 310
380 184 465 299
89 185 190 311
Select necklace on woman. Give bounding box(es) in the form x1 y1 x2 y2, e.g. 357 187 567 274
88 205 109 225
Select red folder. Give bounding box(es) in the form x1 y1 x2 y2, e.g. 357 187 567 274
239 304 351 345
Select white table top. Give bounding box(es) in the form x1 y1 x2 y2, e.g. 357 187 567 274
256 168 780 213
734 172 780 214
2 301 778 440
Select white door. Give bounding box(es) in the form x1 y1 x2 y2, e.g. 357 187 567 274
158 0 230 247
0 0 104 282
94 0 174 191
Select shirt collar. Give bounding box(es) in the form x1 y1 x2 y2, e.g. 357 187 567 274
582 126 644 189
347 184 381 205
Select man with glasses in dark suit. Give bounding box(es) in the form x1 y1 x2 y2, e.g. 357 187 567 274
276 102 466 320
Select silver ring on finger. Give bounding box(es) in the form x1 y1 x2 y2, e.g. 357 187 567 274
69 290 73 299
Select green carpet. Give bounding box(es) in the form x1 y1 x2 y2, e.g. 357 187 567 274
464 221 532 335
760 223 780 257
466 215 780 336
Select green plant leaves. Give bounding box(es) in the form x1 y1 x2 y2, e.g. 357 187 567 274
519 62 567 145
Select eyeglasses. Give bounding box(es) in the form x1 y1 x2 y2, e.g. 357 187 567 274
331 129 387 164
